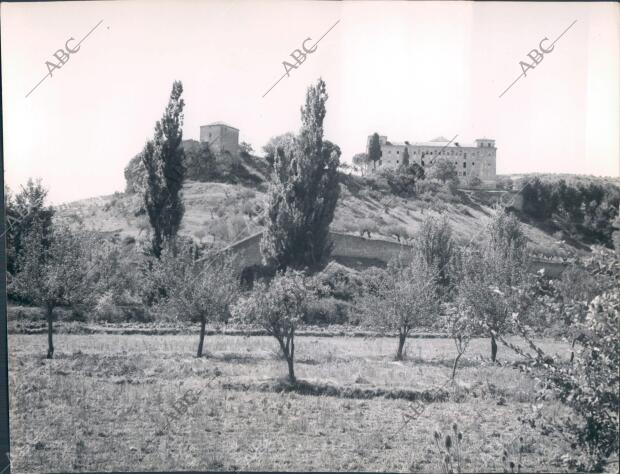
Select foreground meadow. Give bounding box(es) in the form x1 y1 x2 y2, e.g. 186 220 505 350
9 333 573 473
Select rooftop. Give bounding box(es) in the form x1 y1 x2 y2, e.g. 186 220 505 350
381 136 495 148
202 121 239 130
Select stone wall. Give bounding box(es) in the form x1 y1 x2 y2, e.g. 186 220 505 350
223 231 410 271
222 230 570 279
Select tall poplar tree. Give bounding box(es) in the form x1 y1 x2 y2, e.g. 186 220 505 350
260 78 341 272
142 80 186 258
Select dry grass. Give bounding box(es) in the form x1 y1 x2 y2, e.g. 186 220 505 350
8 334 573 473
54 179 568 255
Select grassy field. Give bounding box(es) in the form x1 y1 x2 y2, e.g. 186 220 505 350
8 333 574 473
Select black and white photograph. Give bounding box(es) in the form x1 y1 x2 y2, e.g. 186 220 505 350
1 1 619 472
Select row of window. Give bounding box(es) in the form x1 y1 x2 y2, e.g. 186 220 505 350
385 149 493 158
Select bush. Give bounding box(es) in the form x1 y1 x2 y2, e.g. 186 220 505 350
314 263 365 301
386 224 410 242
496 177 514 191
303 297 349 325
358 219 378 238
466 176 483 188
416 180 441 196
94 291 126 323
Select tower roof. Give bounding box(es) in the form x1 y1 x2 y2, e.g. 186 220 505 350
203 121 239 130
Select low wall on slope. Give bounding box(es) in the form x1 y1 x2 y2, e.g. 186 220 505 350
224 231 410 271
223 230 570 277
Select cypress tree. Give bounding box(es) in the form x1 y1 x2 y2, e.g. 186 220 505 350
142 81 186 258
368 132 382 170
401 146 410 168
260 78 340 272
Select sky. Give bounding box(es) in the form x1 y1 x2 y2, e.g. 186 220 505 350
2 0 619 204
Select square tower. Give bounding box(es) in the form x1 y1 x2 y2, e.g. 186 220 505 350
200 122 239 155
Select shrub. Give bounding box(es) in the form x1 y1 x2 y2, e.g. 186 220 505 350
94 291 126 323
416 180 441 196
303 297 349 325
358 219 378 238
466 176 482 188
386 224 410 243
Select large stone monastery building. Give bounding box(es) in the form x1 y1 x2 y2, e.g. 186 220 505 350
366 135 497 184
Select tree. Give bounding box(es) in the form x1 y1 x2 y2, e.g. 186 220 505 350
443 302 474 380
260 79 341 272
154 243 240 357
401 147 410 167
142 80 186 258
12 224 96 358
352 153 370 176
458 210 528 362
239 141 254 156
503 248 619 472
409 163 425 181
232 270 320 382
262 132 296 167
413 215 455 289
184 140 215 181
359 254 438 360
368 133 382 170
384 162 425 197
466 175 482 188
429 159 458 184
612 205 620 257
5 179 54 278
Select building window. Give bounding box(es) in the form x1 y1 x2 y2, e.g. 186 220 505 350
463 162 466 168
396 160 399 164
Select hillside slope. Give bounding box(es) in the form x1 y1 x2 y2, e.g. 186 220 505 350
54 174 580 260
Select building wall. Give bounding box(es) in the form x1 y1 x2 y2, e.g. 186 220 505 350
367 136 497 184
200 125 239 155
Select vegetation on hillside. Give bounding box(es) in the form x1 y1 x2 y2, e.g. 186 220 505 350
517 177 620 248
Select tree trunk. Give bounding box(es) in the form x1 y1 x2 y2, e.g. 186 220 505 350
451 352 463 380
197 317 206 358
395 331 407 361
569 337 576 364
286 356 295 383
490 334 498 363
46 306 54 359
286 333 296 383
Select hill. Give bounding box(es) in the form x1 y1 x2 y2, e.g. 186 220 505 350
53 168 618 262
